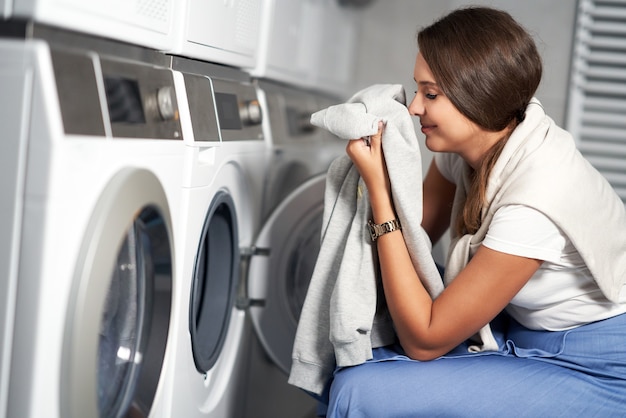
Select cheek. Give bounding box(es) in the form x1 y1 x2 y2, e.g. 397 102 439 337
441 116 472 142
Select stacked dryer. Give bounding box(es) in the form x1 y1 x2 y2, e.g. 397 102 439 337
0 0 183 51
0 30 186 418
250 0 359 96
239 80 345 418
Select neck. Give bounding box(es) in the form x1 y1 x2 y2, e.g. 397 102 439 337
464 125 513 170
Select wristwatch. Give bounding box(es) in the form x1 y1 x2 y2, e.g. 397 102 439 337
367 218 402 242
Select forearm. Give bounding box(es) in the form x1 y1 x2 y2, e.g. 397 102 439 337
369 190 450 360
373 192 540 360
377 233 442 357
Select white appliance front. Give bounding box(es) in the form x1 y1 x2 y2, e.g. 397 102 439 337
0 0 180 51
164 154 255 418
156 58 268 418
0 37 185 418
315 0 359 95
252 0 322 89
171 0 264 69
251 0 358 95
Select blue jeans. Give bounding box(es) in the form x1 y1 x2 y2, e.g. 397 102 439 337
327 312 626 417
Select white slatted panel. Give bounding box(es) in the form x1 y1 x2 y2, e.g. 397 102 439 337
566 0 626 204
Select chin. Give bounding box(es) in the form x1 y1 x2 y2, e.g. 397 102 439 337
424 137 446 153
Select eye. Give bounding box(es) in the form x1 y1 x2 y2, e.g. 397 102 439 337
425 93 438 100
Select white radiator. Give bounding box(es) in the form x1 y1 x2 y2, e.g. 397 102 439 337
566 0 626 204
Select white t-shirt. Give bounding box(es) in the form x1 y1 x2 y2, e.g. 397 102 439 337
484 204 626 330
434 153 626 331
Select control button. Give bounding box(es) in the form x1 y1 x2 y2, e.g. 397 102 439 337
286 107 316 135
156 86 177 121
240 99 262 126
298 112 316 133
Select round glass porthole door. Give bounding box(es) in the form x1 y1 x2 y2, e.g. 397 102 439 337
189 190 239 374
62 168 172 418
248 174 326 375
284 210 323 325
98 206 171 416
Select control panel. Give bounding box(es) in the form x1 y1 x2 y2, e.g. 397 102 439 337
177 57 265 144
100 57 182 139
50 47 183 140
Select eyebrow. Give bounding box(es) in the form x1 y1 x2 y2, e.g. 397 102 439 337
414 78 438 87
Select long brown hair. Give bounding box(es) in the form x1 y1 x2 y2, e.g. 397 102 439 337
417 7 542 235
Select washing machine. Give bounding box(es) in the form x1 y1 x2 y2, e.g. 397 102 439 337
154 56 268 418
238 80 345 418
0 28 186 418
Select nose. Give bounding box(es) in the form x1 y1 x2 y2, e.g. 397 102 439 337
407 92 424 116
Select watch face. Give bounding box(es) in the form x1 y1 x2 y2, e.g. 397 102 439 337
367 220 378 241
368 226 375 240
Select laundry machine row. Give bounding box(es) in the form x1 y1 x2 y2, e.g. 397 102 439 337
0 20 349 418
0 25 271 418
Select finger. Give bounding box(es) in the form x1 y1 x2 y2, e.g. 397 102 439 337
346 137 370 156
370 121 385 147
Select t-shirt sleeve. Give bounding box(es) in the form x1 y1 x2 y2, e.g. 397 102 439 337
482 205 566 263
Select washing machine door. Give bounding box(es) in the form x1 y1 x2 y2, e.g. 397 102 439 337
248 173 326 375
62 168 173 418
189 189 239 374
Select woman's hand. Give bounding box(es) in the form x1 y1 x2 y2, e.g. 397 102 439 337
345 121 394 216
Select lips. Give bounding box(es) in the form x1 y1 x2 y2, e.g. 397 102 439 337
420 123 436 134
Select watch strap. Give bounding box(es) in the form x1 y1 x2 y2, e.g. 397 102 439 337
367 218 402 242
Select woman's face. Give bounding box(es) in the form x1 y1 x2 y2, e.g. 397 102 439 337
408 53 489 166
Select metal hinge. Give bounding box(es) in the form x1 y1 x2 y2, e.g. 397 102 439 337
236 245 270 310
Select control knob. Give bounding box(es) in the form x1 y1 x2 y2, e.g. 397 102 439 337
298 111 316 133
156 86 178 121
240 99 263 126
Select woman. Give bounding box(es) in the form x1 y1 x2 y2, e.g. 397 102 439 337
328 7 626 417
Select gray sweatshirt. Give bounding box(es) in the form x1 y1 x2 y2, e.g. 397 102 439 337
288 84 444 395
